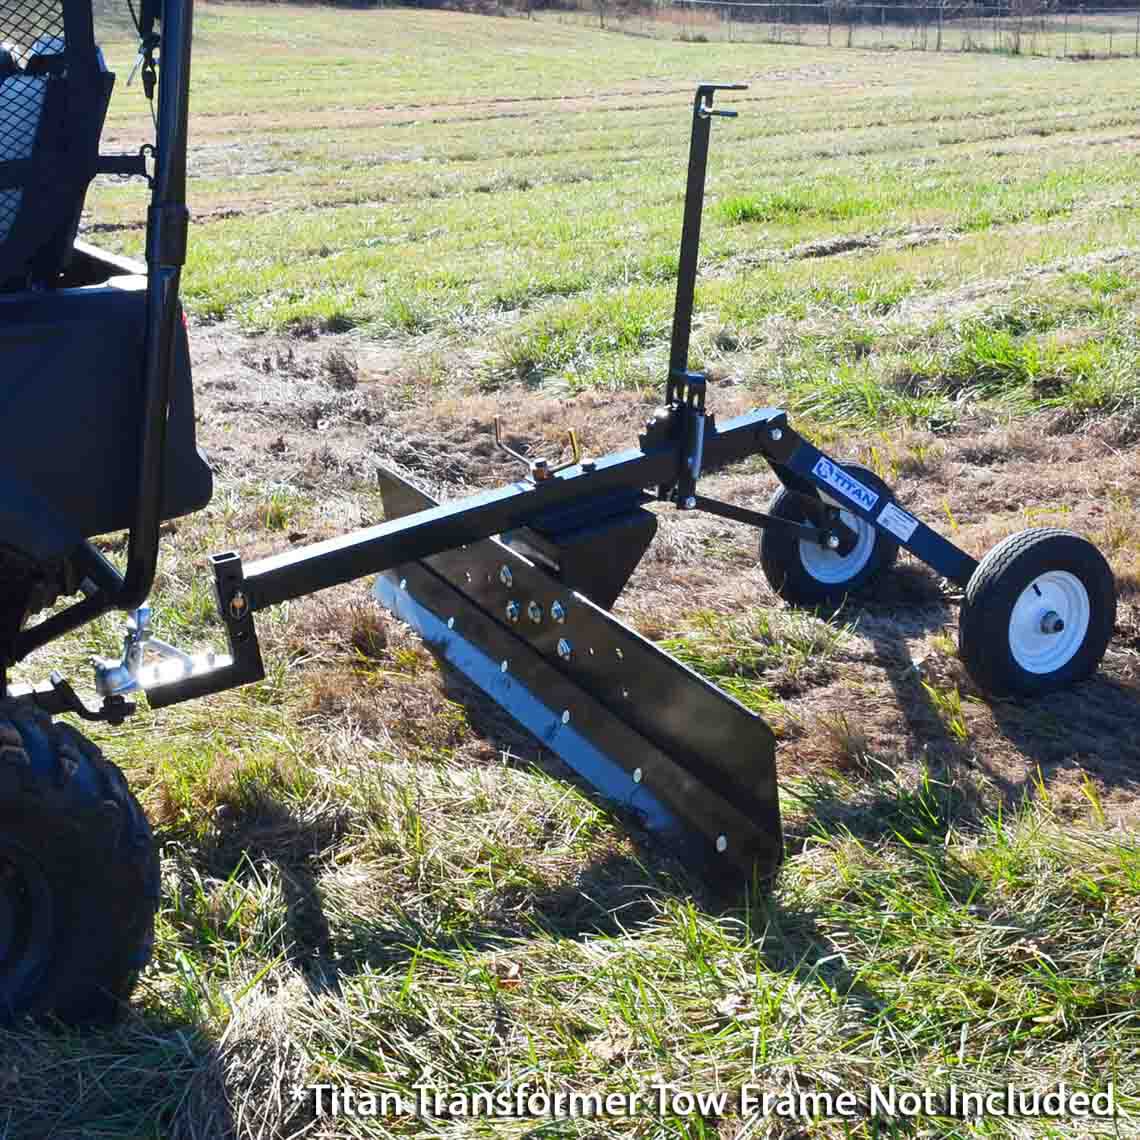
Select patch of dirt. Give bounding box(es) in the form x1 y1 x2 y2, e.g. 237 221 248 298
186 321 1140 825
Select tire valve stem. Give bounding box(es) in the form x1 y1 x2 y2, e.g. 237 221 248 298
1040 611 1065 635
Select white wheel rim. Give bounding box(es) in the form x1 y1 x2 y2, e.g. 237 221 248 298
798 507 876 584
1007 570 1090 675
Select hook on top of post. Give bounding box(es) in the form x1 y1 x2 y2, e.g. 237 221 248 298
694 82 748 119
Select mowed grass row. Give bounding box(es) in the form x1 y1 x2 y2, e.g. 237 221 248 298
85 6 1140 425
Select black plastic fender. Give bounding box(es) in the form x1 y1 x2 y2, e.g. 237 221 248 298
0 469 82 563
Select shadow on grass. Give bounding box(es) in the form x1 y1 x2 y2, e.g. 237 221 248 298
205 795 348 990
986 673 1140 798
0 1018 237 1140
832 559 1140 825
195 747 687 991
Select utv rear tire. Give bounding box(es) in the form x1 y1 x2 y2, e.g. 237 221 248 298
0 702 159 1025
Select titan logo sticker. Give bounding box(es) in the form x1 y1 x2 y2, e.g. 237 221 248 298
811 457 880 511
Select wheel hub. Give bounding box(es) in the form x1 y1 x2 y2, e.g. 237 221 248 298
1008 571 1090 675
799 507 875 584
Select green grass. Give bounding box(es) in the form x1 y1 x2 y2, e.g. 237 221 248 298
84 4 1140 424
6 736 1136 1136
6 8 1140 1137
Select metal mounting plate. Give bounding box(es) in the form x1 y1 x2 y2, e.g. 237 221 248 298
374 466 782 885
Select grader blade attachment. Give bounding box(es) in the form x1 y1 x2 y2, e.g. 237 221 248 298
374 466 783 887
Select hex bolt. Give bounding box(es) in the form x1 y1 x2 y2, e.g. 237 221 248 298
447 617 455 629
527 601 543 624
1040 611 1065 634
561 710 571 724
633 767 643 784
826 533 841 550
500 660 509 673
398 578 407 590
505 601 521 623
715 835 728 853
499 565 513 588
770 428 783 442
557 638 572 661
551 601 566 624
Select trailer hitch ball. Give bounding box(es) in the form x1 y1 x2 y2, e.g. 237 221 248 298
228 590 249 620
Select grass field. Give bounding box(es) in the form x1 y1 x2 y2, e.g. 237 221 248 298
5 5 1140 1137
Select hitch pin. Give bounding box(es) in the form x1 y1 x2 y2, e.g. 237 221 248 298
493 416 583 482
698 100 738 120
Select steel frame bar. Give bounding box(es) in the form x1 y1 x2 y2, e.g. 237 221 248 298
240 407 788 612
237 404 976 625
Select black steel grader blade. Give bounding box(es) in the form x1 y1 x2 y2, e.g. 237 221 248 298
374 466 783 888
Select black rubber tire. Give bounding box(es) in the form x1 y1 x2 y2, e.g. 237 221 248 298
0 701 159 1025
958 528 1115 698
759 463 899 608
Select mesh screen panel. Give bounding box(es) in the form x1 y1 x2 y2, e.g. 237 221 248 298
0 0 66 256
0 76 47 242
0 0 66 68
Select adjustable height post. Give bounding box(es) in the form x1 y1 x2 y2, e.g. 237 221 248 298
667 82 745 407
666 83 745 506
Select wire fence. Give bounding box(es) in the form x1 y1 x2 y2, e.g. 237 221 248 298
544 1 1140 58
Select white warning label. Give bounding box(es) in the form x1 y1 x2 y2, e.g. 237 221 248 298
877 502 919 543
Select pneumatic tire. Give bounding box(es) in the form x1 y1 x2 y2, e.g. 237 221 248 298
0 702 159 1025
759 463 899 608
958 528 1115 698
